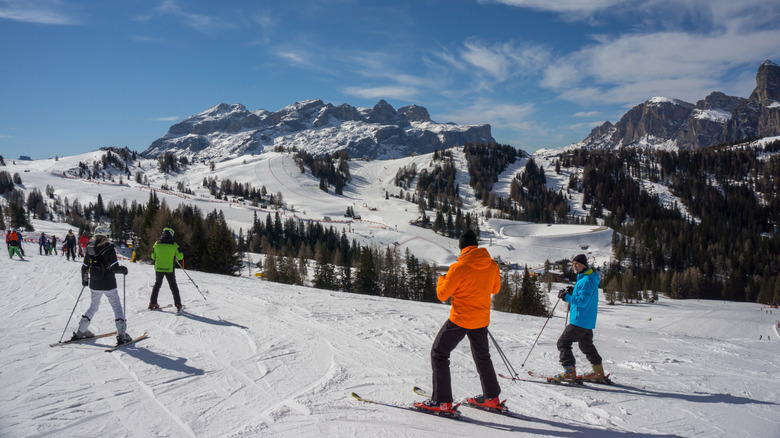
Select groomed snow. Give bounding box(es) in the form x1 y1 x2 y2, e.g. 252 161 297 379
1 247 779 437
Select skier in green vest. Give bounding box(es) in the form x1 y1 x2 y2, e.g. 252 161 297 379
148 228 185 313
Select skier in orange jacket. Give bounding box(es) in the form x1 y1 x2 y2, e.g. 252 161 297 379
415 229 503 415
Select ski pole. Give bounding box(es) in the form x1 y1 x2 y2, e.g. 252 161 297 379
176 259 207 300
520 297 561 368
487 329 520 380
122 275 126 318
58 285 87 343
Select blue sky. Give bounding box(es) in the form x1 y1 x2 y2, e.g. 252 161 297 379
2 0 780 160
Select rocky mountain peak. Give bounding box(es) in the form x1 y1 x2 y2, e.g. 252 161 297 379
398 105 431 122
751 60 780 106
367 100 405 124
577 60 779 150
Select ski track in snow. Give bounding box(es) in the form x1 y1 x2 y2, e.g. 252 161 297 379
2 255 779 437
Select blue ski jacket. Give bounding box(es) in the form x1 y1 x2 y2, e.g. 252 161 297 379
564 268 601 330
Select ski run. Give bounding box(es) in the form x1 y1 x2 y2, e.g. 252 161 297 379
1 248 778 437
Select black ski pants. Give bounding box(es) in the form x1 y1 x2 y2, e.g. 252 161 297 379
557 323 602 368
150 271 182 307
430 319 500 403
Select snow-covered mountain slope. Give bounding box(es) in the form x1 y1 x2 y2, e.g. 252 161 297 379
143 99 495 161
1 249 779 437
5 148 613 270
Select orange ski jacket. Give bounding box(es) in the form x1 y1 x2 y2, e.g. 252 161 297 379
436 246 501 329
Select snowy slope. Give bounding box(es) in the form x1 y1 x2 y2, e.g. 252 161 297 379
1 251 779 437
4 148 613 269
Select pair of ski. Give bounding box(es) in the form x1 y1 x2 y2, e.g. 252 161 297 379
50 331 149 352
351 386 529 424
499 370 614 386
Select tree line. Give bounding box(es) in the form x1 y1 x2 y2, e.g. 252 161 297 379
566 142 780 304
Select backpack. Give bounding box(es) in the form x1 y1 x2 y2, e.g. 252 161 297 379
86 242 113 277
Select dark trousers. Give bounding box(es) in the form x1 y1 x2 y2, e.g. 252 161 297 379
66 246 76 260
557 324 602 368
150 271 181 307
431 320 500 403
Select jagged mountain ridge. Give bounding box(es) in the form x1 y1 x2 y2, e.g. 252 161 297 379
577 60 780 150
144 99 494 161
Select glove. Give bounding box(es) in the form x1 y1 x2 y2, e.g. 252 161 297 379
82 272 89 286
113 266 128 276
558 289 569 300
566 285 574 294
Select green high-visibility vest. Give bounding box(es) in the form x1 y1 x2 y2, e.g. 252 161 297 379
152 242 183 273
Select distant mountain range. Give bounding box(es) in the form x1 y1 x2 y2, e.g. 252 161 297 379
576 60 780 150
143 99 494 161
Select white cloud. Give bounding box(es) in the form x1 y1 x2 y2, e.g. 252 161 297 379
437 100 541 132
343 85 420 100
449 39 550 84
543 28 780 105
0 0 78 25
152 116 180 122
481 0 626 15
151 0 231 34
573 111 600 118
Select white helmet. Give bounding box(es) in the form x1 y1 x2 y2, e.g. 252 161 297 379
93 226 111 240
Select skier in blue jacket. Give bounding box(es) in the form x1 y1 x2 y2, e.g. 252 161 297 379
552 254 607 382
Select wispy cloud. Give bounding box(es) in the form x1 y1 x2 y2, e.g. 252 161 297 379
573 111 600 118
543 28 780 105
435 39 550 89
0 0 78 25
481 0 626 17
490 0 780 106
343 85 420 100
151 116 180 122
143 0 232 34
438 100 540 132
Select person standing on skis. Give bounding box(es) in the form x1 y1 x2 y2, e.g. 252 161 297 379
39 232 48 255
148 228 185 312
64 229 77 261
78 231 89 257
76 228 132 345
415 229 503 415
552 254 607 383
49 234 58 255
7 229 24 260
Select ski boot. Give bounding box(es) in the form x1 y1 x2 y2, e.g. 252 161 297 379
148 303 161 310
582 363 612 384
115 318 132 345
71 315 94 340
582 364 605 381
550 365 577 383
414 399 460 417
465 394 507 413
176 303 184 314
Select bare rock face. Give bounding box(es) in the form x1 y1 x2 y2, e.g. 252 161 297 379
579 60 780 150
398 105 431 122
720 61 780 142
144 99 494 161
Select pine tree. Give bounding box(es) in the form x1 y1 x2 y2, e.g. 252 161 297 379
355 247 379 295
339 264 353 292
492 271 514 312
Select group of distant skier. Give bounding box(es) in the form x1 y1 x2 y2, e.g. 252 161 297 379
414 230 606 416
